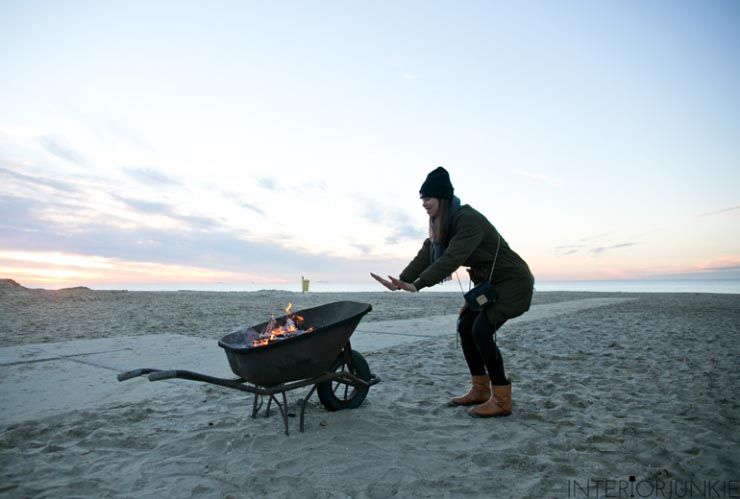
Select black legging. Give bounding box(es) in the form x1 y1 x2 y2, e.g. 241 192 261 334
457 307 508 385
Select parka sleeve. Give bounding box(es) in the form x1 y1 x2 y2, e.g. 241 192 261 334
399 238 432 283
413 213 484 290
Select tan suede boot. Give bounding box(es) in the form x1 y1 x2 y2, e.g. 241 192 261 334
470 377 512 417
449 375 491 406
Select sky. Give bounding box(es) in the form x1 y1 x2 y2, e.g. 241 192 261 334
1 0 739 290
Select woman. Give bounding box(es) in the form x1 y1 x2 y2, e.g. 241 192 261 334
371 166 534 417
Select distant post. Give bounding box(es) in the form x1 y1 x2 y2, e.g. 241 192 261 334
301 276 310 293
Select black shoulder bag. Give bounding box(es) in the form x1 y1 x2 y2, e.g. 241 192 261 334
463 234 501 311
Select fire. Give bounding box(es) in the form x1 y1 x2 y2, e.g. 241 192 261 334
252 302 314 347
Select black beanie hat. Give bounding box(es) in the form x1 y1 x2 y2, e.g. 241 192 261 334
419 166 454 199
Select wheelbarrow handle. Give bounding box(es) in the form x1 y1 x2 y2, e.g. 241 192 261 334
148 370 178 381
117 368 160 382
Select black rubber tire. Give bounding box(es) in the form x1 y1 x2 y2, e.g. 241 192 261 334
316 350 371 411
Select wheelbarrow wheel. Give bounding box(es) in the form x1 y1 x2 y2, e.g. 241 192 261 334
316 350 370 411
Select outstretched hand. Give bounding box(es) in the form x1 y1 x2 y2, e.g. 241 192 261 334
370 273 417 293
389 276 417 292
370 272 398 290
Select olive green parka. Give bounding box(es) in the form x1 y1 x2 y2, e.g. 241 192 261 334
399 204 534 325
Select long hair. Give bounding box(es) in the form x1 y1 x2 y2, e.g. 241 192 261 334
431 198 453 245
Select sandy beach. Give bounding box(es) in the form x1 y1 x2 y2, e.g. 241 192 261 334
1 279 739 498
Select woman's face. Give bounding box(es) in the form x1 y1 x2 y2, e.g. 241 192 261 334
422 197 440 218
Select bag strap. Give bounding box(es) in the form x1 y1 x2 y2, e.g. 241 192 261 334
455 232 502 294
486 233 501 283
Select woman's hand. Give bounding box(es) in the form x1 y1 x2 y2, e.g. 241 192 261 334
389 276 417 293
370 273 417 292
370 272 399 290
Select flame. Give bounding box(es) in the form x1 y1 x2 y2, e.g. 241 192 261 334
251 303 314 347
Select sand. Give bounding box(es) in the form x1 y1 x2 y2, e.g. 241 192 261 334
1 279 739 498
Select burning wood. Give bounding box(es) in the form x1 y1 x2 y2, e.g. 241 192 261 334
252 303 314 347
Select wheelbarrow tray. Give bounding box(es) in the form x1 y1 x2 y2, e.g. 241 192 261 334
218 300 372 387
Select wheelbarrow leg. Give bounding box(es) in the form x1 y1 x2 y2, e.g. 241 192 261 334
342 340 355 370
280 391 289 435
263 392 290 436
252 393 264 418
300 384 319 433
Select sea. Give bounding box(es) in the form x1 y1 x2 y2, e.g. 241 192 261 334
89 279 740 294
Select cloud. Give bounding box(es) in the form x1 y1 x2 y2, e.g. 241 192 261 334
239 202 265 216
1 164 161 234
1 162 222 239
384 223 426 245
590 242 637 255
351 243 375 255
1 159 276 261
112 194 222 231
1 212 400 282
36 135 88 166
254 175 327 195
554 245 581 256
0 156 405 284
703 265 740 272
699 204 740 217
555 235 638 257
0 165 77 193
0 185 384 281
0 195 51 233
257 176 278 191
218 189 265 216
358 199 427 246
642 265 740 281
1 159 411 281
121 167 180 186
114 195 169 214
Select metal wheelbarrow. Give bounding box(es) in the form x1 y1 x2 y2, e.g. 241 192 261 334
118 301 380 434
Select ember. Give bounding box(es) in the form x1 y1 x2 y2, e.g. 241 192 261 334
252 303 314 347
